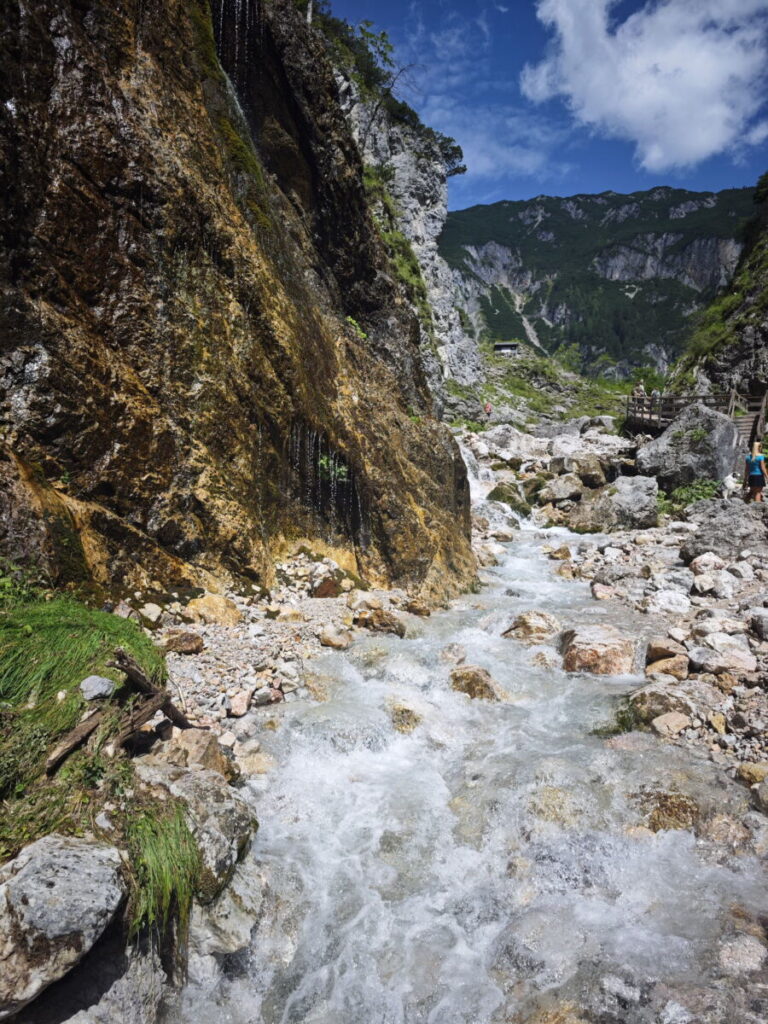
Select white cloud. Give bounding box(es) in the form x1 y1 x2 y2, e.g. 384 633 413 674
521 0 768 171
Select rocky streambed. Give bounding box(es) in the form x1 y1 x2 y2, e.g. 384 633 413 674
5 419 768 1024
172 525 768 1024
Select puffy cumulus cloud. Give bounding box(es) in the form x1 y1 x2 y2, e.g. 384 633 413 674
521 0 768 171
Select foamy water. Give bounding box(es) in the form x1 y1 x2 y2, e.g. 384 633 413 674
177 531 768 1024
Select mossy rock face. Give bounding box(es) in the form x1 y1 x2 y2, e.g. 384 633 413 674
487 484 531 517
522 474 552 500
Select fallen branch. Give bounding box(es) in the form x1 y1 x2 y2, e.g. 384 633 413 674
46 650 194 774
45 710 103 775
112 692 169 747
108 648 193 729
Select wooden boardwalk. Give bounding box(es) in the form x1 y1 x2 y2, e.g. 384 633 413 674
625 390 767 449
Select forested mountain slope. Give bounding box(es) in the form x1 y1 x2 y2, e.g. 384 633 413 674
439 187 753 375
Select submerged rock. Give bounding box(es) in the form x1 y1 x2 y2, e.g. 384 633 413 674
450 665 504 701
353 608 406 638
0 835 125 1020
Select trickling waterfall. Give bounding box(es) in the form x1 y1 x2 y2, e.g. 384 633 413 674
281 422 367 549
211 0 262 95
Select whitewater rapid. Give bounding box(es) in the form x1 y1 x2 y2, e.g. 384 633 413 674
180 530 768 1024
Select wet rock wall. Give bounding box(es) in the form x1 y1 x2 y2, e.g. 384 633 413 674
0 0 474 600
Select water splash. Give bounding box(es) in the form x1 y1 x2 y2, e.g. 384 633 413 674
179 530 768 1024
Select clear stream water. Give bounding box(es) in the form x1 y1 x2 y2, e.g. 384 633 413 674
181 530 768 1024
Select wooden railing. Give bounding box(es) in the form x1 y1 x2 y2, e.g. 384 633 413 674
625 392 733 431
626 389 768 441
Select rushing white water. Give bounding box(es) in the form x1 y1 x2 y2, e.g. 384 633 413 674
180 531 768 1024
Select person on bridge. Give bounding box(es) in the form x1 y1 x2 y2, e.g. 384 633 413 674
744 441 768 502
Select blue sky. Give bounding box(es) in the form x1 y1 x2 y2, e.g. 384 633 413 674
331 0 768 210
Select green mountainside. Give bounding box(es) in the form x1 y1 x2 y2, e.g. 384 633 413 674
676 175 768 389
439 186 754 375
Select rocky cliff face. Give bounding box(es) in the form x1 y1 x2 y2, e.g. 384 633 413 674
439 187 753 377
0 0 474 600
337 80 483 392
675 180 768 393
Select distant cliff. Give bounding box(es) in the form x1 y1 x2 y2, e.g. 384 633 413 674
0 0 474 600
439 187 753 378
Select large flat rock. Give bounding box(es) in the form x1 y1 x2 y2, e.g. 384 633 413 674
0 835 125 1020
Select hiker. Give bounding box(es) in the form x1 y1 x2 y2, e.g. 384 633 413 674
484 401 492 421
632 382 647 400
744 441 768 502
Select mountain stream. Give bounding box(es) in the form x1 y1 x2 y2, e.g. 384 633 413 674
180 530 768 1024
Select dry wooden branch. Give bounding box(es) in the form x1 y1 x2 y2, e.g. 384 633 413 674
108 648 193 729
46 648 194 775
113 692 169 747
45 710 103 774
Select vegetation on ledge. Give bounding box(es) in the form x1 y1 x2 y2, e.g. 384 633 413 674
0 567 198 940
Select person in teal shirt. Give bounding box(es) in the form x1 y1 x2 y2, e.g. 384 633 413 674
744 442 768 502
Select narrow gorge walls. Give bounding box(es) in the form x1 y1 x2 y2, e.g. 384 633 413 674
0 0 474 601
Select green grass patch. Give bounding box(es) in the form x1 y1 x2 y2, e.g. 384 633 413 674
657 478 720 517
126 804 201 939
0 598 165 798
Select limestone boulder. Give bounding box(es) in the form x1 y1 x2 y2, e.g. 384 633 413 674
629 677 723 724
319 627 353 650
569 476 658 533
0 836 125 1020
502 610 562 644
549 454 607 488
651 711 691 737
645 654 689 680
538 474 584 505
753 781 768 813
688 633 757 675
185 593 242 627
134 764 256 903
644 589 691 616
690 551 726 575
645 637 686 663
153 727 233 778
484 483 532 518
681 501 768 564
635 402 738 490
747 608 768 640
560 625 636 675
162 631 205 655
450 666 504 701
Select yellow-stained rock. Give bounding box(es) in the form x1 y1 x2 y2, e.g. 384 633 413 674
186 594 242 627
645 654 689 680
736 762 768 785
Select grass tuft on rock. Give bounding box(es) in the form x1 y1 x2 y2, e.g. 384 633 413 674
126 804 201 939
